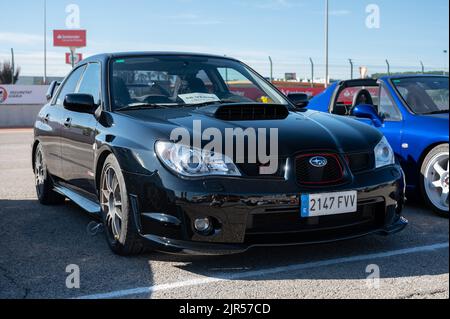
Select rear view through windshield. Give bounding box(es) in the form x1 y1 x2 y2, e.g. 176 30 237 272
392 77 449 115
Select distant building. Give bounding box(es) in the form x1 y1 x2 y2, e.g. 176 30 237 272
16 76 64 85
284 73 297 81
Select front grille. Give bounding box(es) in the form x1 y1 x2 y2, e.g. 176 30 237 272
215 104 289 121
295 153 344 185
346 152 374 173
237 158 286 178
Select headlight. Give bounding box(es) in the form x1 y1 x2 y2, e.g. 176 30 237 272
155 141 241 177
374 136 395 168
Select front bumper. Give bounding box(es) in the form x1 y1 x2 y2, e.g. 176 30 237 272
123 164 407 255
142 216 408 255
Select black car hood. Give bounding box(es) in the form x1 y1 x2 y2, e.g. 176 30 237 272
119 107 382 156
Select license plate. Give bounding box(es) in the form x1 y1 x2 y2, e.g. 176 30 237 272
301 191 357 218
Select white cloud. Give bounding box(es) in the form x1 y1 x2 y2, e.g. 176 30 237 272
166 13 199 19
0 32 44 45
311 9 351 16
0 50 72 76
241 0 304 10
178 19 222 25
329 10 351 16
165 13 222 25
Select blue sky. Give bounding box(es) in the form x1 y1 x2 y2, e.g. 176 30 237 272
0 0 448 79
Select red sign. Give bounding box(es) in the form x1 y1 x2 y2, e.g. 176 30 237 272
0 86 8 104
53 30 87 47
65 53 83 65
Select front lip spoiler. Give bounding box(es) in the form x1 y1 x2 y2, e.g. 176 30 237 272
375 216 409 236
143 217 409 256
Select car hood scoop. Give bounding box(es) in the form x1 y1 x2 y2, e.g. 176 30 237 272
197 103 289 121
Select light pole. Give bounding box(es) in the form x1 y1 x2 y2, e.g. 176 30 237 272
43 0 47 85
348 59 354 80
309 58 314 88
268 56 273 82
444 50 448 76
324 0 329 87
11 48 15 84
385 59 391 76
420 61 425 74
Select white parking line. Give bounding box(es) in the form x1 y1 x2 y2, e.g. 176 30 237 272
0 128 33 134
77 242 449 299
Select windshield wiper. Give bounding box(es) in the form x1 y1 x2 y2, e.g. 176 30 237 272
187 100 250 108
116 103 174 111
116 100 256 111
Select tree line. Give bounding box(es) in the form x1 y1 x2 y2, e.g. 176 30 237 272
0 61 20 84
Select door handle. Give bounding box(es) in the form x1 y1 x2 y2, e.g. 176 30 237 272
43 114 50 123
64 118 72 128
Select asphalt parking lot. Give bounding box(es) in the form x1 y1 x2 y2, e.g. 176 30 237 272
0 129 448 299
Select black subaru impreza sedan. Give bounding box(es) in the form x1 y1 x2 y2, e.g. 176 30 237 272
33 52 407 255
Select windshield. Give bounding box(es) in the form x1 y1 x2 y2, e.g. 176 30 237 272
109 56 289 110
392 77 449 115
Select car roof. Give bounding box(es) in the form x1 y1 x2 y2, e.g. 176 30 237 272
81 51 240 64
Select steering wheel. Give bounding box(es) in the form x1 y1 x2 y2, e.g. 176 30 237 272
150 83 171 97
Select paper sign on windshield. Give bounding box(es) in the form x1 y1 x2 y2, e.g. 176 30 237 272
178 93 220 105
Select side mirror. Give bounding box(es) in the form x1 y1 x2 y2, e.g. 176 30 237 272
287 93 309 109
352 104 383 127
46 81 60 101
63 94 97 114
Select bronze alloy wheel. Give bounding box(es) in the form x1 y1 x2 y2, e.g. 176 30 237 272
100 165 124 241
34 146 45 198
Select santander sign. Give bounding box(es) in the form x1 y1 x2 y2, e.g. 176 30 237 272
53 30 87 48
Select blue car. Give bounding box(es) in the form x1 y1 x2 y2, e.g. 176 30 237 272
307 75 449 216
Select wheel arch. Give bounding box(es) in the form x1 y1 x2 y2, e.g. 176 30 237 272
95 148 113 193
416 141 450 189
418 141 449 216
418 141 449 173
31 140 40 171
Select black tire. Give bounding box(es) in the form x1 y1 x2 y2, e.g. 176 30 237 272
420 144 449 218
34 143 66 205
99 154 147 255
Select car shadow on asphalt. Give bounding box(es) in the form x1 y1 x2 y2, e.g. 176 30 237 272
146 199 449 282
0 199 154 299
162 241 449 281
0 198 448 299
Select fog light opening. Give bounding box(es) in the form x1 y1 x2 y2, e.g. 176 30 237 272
194 217 213 235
